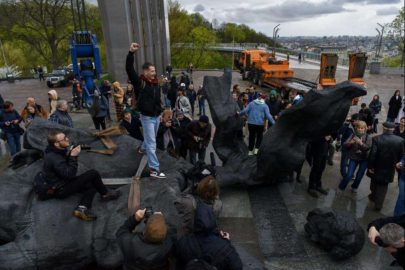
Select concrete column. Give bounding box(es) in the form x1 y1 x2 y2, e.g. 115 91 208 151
98 0 171 82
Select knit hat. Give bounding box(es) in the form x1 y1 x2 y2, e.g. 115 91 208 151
144 214 167 243
382 122 395 129
199 115 209 123
177 111 184 116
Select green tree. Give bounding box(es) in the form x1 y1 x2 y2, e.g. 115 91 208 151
386 7 405 67
190 26 215 68
0 0 73 69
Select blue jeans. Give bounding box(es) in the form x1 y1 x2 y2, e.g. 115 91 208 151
386 117 395 123
340 148 350 177
394 177 404 216
105 96 111 120
6 132 21 156
339 160 368 190
140 115 160 171
199 99 206 115
164 94 170 108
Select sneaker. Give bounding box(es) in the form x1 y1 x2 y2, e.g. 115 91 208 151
139 147 147 155
336 189 343 195
254 149 259 155
248 151 254 156
74 207 97 221
100 189 122 202
351 188 358 194
307 189 319 198
150 169 166 179
315 187 328 195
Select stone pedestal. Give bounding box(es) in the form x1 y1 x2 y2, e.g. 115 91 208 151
370 61 381 74
98 0 171 83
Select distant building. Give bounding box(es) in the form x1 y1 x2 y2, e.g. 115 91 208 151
314 45 348 58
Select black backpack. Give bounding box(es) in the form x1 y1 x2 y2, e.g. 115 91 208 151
184 234 232 270
186 160 217 186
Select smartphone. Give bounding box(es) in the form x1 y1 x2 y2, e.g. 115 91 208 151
356 134 362 139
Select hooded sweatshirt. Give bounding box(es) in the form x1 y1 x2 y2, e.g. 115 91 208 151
48 90 58 116
112 82 125 104
240 98 275 126
266 90 283 116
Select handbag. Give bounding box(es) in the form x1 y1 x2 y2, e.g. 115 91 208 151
33 172 56 200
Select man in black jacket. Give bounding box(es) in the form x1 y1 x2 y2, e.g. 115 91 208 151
126 43 165 179
120 111 144 141
359 103 373 133
368 215 405 268
187 116 212 165
307 136 331 198
166 63 173 77
173 111 191 159
116 209 172 270
175 204 242 270
41 131 122 220
368 122 404 210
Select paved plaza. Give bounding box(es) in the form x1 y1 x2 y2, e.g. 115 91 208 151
0 66 403 269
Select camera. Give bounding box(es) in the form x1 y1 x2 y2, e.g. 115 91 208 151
375 236 390 248
197 137 204 150
144 206 154 224
71 141 92 150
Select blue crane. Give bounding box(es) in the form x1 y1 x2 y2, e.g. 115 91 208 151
69 0 102 110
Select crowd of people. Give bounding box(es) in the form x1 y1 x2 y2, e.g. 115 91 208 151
0 41 403 269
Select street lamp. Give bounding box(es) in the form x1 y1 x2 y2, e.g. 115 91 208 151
273 24 280 57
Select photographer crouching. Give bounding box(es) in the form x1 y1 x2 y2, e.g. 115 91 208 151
187 115 212 165
116 208 172 270
368 215 405 268
34 131 122 221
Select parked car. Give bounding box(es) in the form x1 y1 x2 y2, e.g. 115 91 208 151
46 68 74 88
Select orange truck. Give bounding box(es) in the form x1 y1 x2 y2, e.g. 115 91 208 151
235 49 367 103
235 49 317 99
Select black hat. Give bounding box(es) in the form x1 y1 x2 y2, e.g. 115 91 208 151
361 103 366 108
382 122 395 129
351 113 361 120
199 115 209 123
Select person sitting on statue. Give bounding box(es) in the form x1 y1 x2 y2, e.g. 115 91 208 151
37 131 122 221
120 110 143 142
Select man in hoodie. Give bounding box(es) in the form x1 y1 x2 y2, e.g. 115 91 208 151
266 90 283 121
112 81 125 122
116 209 172 270
41 131 122 220
0 101 23 156
49 100 74 128
176 88 192 120
238 93 275 155
174 204 242 270
126 43 166 179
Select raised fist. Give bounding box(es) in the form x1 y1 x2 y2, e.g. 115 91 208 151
130 43 140 52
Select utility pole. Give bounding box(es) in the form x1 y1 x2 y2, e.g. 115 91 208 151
0 38 10 73
232 33 235 69
273 24 280 57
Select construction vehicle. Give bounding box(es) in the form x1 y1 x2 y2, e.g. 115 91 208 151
235 49 317 99
69 0 102 109
348 53 368 105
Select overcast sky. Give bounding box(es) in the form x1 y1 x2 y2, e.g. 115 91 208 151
88 0 403 37
176 0 403 37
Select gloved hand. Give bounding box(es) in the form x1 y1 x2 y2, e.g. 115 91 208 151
7 149 44 170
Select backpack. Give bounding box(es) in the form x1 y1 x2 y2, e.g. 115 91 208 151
184 234 233 270
186 160 217 188
133 80 146 111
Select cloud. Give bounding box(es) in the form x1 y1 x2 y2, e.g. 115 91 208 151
376 6 400 15
334 0 401 4
193 4 205 12
213 0 355 24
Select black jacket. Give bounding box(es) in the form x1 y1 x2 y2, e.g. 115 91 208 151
120 117 144 141
116 215 172 270
174 204 242 270
359 108 373 127
266 98 283 117
310 139 329 158
156 122 180 152
166 65 173 73
388 95 402 119
174 117 191 145
187 121 212 150
126 52 163 117
41 145 78 187
369 99 382 115
368 132 404 184
168 87 178 107
368 215 405 268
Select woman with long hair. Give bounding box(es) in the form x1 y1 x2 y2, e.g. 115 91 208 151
387 90 402 123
